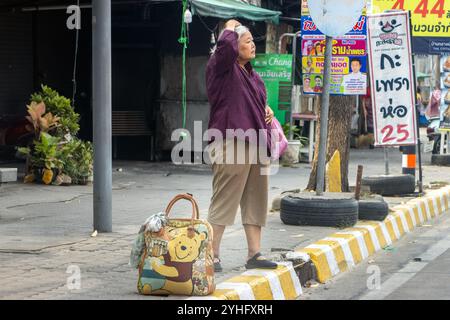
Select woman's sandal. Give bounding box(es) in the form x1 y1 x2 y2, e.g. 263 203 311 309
214 256 223 272
245 252 278 270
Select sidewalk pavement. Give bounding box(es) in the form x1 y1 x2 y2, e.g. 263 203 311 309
0 148 448 299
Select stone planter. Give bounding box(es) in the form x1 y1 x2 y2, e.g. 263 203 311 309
75 175 93 185
281 140 301 165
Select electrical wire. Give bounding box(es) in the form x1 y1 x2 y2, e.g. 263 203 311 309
72 0 80 108
179 0 189 131
196 12 218 34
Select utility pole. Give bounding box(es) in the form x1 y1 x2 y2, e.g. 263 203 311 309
92 0 112 232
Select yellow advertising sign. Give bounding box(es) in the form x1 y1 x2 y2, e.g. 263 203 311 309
301 0 309 15
371 0 450 37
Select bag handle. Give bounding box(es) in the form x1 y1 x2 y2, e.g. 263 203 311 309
164 193 200 222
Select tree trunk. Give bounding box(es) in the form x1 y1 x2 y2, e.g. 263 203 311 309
306 95 354 192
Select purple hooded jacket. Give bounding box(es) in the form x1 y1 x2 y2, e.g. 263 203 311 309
206 29 271 154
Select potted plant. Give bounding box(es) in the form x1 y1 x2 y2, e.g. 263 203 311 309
18 85 93 186
19 132 64 184
281 123 309 165
30 85 80 137
60 138 93 185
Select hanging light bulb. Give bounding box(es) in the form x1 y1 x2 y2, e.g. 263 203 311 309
184 8 192 24
210 32 216 44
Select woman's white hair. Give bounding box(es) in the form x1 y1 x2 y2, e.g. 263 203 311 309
210 25 250 55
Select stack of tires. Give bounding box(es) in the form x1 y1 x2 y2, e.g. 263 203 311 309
431 154 450 166
361 174 415 196
357 194 389 221
280 192 390 228
280 194 358 228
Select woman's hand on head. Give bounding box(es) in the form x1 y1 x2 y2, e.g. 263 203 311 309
225 19 241 31
265 105 274 124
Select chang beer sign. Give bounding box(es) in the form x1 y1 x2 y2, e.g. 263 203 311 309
252 54 293 123
252 54 292 82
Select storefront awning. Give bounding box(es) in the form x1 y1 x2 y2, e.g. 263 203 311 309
190 0 282 24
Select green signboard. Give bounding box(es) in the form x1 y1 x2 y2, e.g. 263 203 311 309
252 54 293 124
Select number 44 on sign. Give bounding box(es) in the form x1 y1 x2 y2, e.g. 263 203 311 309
391 0 446 18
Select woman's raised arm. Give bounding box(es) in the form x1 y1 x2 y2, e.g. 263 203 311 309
209 20 241 74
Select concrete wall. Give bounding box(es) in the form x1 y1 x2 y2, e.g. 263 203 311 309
158 54 210 156
155 10 214 158
0 12 33 115
154 6 272 158
266 22 294 54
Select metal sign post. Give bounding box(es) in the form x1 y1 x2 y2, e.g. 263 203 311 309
316 35 333 195
92 0 112 232
409 11 423 194
307 0 365 195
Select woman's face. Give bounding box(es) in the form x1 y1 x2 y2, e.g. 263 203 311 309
304 78 311 87
238 31 256 62
316 45 323 54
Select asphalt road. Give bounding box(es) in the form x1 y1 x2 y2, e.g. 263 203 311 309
300 209 450 300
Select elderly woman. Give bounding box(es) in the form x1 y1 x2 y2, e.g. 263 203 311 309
206 19 277 272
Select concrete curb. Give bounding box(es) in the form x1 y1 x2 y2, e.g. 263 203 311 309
296 186 450 283
188 262 302 300
186 186 449 300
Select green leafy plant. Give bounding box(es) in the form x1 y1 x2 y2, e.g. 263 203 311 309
19 132 64 170
20 85 93 185
60 138 93 184
34 132 65 170
282 123 309 146
31 85 80 136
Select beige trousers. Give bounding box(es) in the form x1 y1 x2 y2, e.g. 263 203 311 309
207 138 269 227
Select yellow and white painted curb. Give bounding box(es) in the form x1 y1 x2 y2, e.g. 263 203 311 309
188 186 450 300
187 262 302 300
297 186 450 283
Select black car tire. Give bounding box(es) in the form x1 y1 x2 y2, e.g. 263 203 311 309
361 174 416 196
280 193 358 228
431 154 450 166
358 198 389 221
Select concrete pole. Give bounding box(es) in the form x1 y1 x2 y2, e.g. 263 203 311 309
92 0 112 232
316 36 333 196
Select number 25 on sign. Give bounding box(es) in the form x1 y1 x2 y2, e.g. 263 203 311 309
381 124 410 144
391 0 446 18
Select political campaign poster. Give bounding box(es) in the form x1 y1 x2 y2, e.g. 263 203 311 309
301 10 367 95
370 0 450 54
367 11 418 146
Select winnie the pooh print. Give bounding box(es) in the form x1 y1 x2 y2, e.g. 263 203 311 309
140 227 207 296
